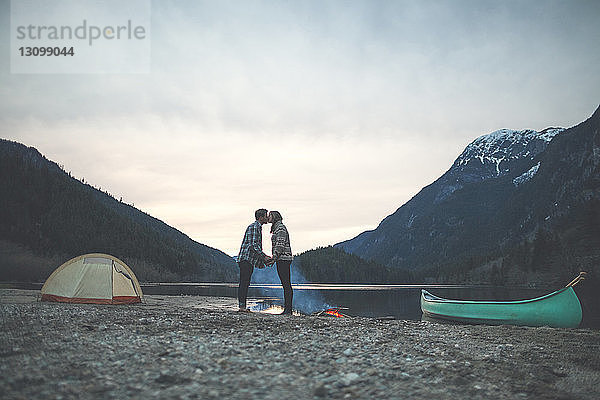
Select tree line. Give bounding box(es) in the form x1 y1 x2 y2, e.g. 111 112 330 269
0 140 237 283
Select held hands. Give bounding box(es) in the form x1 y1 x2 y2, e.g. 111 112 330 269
257 256 272 269
265 256 276 266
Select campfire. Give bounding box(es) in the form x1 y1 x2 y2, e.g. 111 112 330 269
314 307 349 318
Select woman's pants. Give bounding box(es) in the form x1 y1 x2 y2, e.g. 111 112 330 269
276 260 293 313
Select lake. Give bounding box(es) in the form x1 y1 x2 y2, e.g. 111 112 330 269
5 281 548 320
141 283 549 319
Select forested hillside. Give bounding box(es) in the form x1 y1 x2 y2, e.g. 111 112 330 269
0 139 238 282
294 246 414 284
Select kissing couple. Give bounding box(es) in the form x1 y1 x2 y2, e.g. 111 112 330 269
236 208 293 314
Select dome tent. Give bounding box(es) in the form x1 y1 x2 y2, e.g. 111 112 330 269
41 253 143 304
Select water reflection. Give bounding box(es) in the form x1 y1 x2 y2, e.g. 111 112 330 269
140 283 547 320
247 301 303 316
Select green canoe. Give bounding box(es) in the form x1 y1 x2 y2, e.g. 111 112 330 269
421 273 586 328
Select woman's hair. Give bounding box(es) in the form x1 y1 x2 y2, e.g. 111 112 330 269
269 210 283 223
269 210 283 233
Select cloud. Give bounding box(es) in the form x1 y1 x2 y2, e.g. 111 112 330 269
1 0 599 255
2 112 460 254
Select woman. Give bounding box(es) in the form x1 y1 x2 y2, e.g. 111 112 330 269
268 210 293 314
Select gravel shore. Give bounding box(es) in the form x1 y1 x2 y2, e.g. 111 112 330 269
1 289 599 399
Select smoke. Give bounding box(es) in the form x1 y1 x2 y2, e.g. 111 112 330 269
250 260 329 314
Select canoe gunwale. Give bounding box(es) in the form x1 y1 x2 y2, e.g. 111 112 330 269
421 286 570 306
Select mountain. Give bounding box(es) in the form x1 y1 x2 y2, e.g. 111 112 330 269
336 106 600 286
0 139 238 282
337 127 566 262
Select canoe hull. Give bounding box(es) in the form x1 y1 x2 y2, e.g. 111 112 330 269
421 286 583 328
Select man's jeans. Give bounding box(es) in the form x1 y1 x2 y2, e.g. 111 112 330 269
237 260 254 308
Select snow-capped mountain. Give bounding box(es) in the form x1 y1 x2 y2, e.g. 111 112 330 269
455 128 563 177
460 128 565 173
433 127 564 203
336 106 600 285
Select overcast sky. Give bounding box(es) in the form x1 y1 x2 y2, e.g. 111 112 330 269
1 0 599 256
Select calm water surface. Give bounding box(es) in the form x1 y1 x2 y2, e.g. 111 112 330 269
7 282 548 320
141 283 549 320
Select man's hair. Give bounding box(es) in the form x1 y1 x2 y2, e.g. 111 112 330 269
269 210 283 223
255 208 268 220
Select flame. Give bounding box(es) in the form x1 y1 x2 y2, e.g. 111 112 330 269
323 308 347 318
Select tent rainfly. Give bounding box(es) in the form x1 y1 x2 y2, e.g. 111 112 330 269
41 253 143 304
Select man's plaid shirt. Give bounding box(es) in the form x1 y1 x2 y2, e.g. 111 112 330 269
237 220 267 268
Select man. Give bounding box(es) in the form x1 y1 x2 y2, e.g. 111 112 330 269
236 208 271 312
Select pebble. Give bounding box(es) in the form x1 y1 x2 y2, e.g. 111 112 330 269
341 372 360 386
1 291 599 400
313 381 327 397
